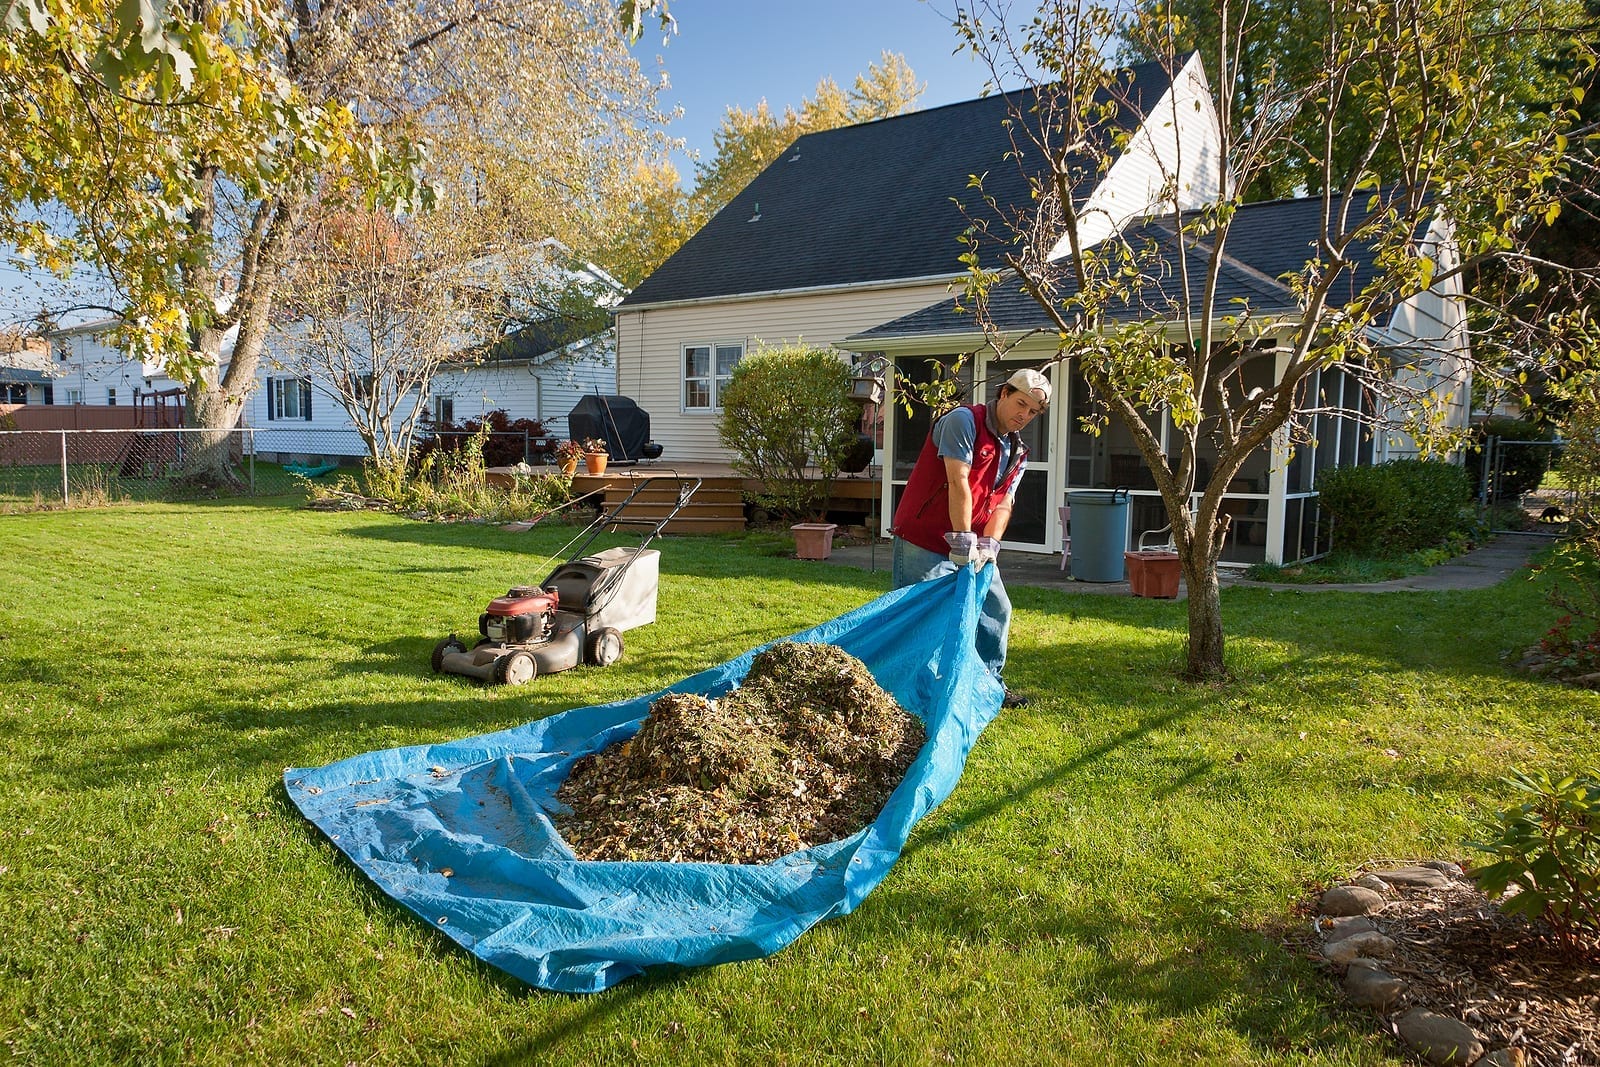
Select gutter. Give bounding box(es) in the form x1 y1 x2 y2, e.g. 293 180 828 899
615 272 968 314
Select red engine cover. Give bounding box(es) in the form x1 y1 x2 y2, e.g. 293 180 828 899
486 585 558 616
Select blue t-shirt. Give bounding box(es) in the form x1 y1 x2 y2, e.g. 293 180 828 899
933 407 1018 498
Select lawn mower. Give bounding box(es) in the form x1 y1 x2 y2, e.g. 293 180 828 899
431 475 701 685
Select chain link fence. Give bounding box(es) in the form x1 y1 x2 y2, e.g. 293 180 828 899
1477 435 1572 534
0 427 384 509
0 426 575 510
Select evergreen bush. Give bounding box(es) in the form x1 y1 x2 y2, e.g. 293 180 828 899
1318 460 1472 555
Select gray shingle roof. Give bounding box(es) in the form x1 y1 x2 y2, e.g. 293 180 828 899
618 60 1178 309
843 194 1399 343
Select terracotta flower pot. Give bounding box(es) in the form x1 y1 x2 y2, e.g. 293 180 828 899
1124 550 1182 598
558 456 579 477
583 452 608 475
791 522 838 560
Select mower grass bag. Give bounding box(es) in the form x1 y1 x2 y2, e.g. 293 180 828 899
284 566 1002 993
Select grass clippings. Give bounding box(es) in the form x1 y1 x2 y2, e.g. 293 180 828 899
555 641 925 864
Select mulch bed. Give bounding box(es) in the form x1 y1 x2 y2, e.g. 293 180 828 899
555 642 924 864
1288 871 1599 1066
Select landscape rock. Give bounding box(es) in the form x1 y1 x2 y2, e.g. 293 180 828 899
1324 930 1397 967
1471 1049 1525 1067
1318 914 1376 940
1355 873 1393 893
1344 960 1408 1011
1396 1009 1485 1066
1372 865 1450 888
1422 860 1463 875
1320 884 1387 916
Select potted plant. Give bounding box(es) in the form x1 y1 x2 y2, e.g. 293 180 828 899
553 439 583 477
581 437 610 475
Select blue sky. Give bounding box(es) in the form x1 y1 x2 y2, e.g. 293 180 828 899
636 0 995 178
1 1 1000 328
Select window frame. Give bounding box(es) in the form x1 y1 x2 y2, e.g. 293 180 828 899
266 376 313 421
681 339 744 413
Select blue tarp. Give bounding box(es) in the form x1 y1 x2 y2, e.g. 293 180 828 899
284 565 1001 993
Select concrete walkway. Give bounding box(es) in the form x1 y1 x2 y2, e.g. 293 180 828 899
818 530 1554 598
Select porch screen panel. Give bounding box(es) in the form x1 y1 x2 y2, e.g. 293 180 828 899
1007 468 1047 545
890 357 973 481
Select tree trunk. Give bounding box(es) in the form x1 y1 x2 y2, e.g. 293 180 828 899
1181 552 1226 680
183 370 245 486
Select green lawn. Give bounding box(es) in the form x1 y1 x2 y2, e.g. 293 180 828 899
1 500 1593 1064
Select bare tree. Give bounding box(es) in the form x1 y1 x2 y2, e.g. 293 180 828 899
277 210 619 472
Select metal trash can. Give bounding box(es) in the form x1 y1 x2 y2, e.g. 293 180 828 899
1066 488 1131 582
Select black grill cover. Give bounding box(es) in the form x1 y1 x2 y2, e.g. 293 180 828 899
566 395 652 462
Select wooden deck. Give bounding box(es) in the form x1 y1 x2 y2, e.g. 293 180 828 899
501 460 886 535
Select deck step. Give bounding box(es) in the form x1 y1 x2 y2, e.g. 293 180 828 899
583 475 749 536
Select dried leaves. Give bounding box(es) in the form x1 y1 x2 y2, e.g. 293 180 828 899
555 642 925 864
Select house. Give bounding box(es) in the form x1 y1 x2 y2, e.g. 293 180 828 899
0 332 53 405
253 243 620 466
18 319 189 427
613 55 1471 565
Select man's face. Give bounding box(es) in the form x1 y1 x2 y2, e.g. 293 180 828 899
995 387 1046 433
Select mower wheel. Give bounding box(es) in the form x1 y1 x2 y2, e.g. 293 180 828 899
494 650 537 686
585 627 624 667
431 636 467 673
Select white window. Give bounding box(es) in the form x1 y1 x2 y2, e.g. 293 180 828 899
266 377 312 421
66 387 83 404
106 388 117 406
682 341 743 411
433 394 454 426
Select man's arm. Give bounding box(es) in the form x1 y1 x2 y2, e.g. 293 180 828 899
943 455 974 532
981 500 1013 542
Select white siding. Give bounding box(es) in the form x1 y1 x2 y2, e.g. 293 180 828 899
614 279 958 462
428 336 616 438
1378 217 1474 458
1056 52 1223 255
45 321 177 404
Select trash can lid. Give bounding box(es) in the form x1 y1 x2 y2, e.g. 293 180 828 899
1067 487 1132 505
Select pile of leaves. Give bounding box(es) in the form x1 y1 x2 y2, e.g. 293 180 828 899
555 642 925 864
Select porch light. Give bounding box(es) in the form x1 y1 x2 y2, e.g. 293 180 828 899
848 355 888 406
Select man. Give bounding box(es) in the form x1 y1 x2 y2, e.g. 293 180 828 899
890 368 1050 708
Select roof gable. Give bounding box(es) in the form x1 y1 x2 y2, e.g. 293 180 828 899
619 60 1180 309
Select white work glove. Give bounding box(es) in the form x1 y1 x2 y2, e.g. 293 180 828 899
976 536 1002 569
944 530 978 565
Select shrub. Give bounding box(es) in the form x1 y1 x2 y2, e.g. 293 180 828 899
717 341 857 521
1467 769 1600 949
1464 415 1559 501
412 409 550 470
1317 459 1473 555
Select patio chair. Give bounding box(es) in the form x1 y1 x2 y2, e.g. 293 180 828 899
1058 505 1071 570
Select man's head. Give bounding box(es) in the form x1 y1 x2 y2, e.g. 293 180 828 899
994 368 1050 433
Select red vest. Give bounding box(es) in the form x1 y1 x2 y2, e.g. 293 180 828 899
892 403 1028 554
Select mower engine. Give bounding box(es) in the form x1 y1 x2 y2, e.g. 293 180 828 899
480 586 558 645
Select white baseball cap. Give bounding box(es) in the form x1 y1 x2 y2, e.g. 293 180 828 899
1005 368 1051 406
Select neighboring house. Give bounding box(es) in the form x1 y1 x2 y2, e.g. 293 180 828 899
613 55 1471 565
32 318 188 417
254 243 620 465
0 333 53 404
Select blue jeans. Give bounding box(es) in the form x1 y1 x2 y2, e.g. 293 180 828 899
891 537 1012 679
